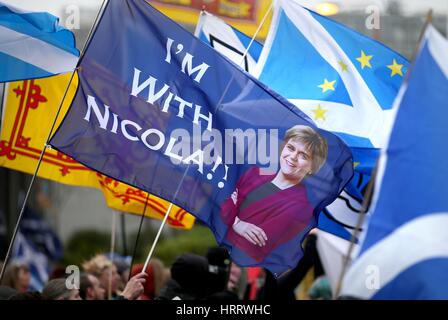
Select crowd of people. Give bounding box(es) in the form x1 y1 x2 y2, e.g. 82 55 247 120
0 234 331 300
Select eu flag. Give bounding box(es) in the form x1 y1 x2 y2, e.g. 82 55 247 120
49 0 353 275
255 0 409 155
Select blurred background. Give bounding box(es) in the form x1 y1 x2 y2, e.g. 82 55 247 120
0 0 447 284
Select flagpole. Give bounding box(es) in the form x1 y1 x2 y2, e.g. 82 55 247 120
108 210 117 300
404 10 432 84
138 1 274 273
120 212 127 257
333 10 434 299
141 166 191 274
0 0 110 284
0 82 5 126
333 165 376 298
238 2 273 68
127 192 150 281
214 1 273 112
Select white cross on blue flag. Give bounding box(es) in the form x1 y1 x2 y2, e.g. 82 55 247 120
0 1 79 82
255 0 409 167
341 25 448 300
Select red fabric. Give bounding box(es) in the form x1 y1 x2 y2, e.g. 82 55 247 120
130 263 155 300
246 267 263 300
221 167 314 262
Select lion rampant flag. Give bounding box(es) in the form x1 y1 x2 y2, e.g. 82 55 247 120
0 73 194 229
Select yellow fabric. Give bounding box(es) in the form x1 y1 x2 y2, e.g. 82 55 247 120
148 0 272 40
0 74 194 229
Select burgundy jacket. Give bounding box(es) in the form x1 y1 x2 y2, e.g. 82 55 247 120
221 167 314 262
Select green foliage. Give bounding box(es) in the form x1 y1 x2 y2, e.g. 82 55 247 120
148 225 218 266
62 224 218 268
63 230 110 266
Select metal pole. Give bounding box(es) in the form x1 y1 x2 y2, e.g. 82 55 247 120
108 210 117 299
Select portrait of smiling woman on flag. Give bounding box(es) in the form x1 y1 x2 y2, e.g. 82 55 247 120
220 125 328 263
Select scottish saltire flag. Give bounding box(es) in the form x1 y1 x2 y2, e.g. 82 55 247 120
11 231 50 292
11 207 60 291
194 11 263 73
195 10 368 241
254 0 409 240
49 0 353 275
0 1 79 82
255 0 409 152
341 26 448 300
21 207 63 261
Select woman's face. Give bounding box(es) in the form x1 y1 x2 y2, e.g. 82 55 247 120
17 268 30 292
99 265 120 294
279 138 313 182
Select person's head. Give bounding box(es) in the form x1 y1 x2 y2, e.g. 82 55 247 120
1 264 30 292
170 254 210 298
80 273 106 300
113 258 130 292
206 247 231 294
0 286 18 300
171 253 229 298
82 254 119 296
42 278 81 300
279 125 328 183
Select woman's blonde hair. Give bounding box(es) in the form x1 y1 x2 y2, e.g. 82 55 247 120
283 125 328 174
1 264 29 290
82 254 113 277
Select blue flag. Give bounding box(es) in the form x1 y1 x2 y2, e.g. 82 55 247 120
0 1 79 82
11 231 50 292
49 0 353 275
341 25 448 299
255 0 409 154
21 207 63 261
10 207 62 291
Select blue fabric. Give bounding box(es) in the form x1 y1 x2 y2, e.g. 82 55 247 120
49 0 353 275
21 207 63 261
357 31 448 299
257 4 409 161
362 43 448 253
255 3 409 241
12 231 50 292
0 3 79 82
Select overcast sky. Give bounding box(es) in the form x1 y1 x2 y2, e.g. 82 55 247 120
3 0 448 16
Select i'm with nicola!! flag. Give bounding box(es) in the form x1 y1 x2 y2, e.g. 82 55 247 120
49 0 353 275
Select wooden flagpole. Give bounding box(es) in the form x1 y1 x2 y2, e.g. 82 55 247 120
141 166 190 274
127 192 150 281
108 210 117 299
